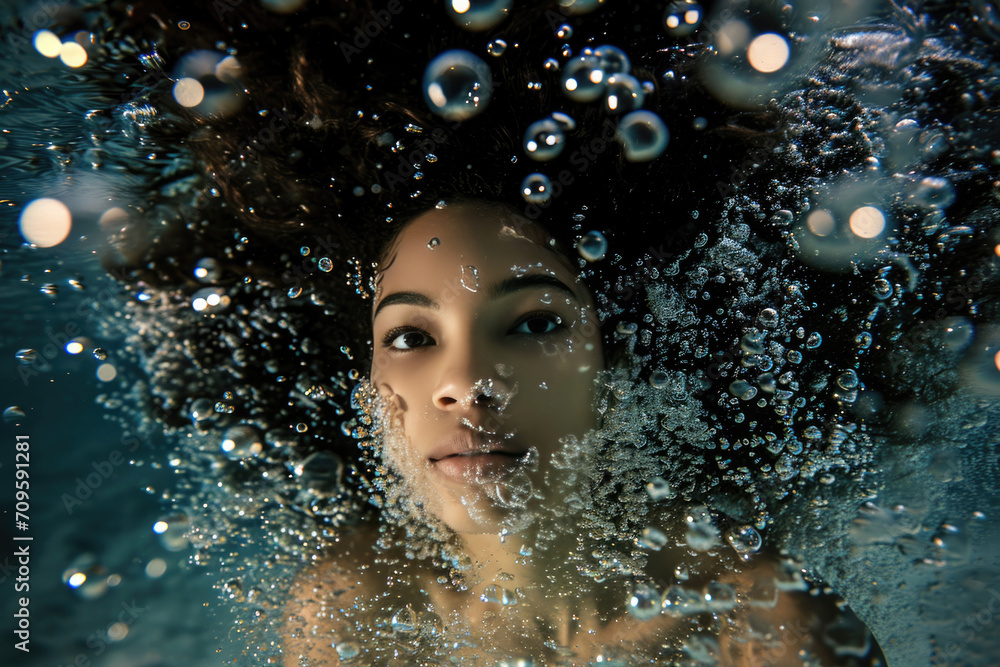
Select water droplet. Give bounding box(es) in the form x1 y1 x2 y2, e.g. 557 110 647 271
615 110 669 161
578 230 607 262
299 246 310 256
726 525 762 555
523 118 565 161
460 265 480 292
561 55 606 102
446 0 512 31
663 1 703 37
519 173 552 204
805 332 822 349
93 348 107 361
287 286 303 298
423 50 493 120
855 332 873 350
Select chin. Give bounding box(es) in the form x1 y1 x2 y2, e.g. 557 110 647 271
438 490 539 537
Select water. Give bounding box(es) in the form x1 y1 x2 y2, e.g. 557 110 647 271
2 0 999 665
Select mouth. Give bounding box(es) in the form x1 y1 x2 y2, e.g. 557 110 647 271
429 450 530 483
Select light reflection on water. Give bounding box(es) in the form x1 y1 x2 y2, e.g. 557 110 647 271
1 0 999 665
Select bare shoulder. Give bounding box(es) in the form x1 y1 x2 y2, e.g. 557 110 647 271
283 522 382 667
717 553 886 666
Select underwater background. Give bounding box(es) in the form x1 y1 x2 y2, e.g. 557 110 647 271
0 0 999 665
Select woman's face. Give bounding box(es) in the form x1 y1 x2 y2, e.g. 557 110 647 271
370 202 605 534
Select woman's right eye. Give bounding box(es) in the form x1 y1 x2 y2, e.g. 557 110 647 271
386 330 433 350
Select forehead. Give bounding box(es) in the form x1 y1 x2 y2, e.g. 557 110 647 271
379 204 572 283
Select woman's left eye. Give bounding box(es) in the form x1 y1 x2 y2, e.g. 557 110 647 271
511 314 561 335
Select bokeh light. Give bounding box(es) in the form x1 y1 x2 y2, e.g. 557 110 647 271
33 30 61 57
173 77 205 107
145 558 167 578
19 198 72 247
97 363 117 382
806 209 836 237
747 33 790 73
58 41 87 68
849 206 886 238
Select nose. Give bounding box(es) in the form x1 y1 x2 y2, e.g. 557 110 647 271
432 345 510 413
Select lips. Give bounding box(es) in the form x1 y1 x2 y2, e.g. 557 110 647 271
428 432 528 483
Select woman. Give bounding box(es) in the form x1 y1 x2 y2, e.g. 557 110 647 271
282 199 886 665
97 1 998 664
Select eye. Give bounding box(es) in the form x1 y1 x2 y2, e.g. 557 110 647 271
385 329 433 350
511 313 562 335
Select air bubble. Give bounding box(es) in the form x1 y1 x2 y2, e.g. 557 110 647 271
423 50 493 120
594 44 630 75
578 230 608 262
521 173 552 204
523 118 565 161
758 308 779 327
627 580 663 621
487 39 507 56
561 55 606 102
663 1 703 37
220 425 264 459
604 74 644 114
836 369 859 390
615 110 669 161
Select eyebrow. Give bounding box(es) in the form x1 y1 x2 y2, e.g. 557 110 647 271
372 274 581 321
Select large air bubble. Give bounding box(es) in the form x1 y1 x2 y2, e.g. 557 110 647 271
423 50 493 120
614 111 669 161
561 55 607 102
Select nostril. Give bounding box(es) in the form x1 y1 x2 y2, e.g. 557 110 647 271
438 396 458 407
